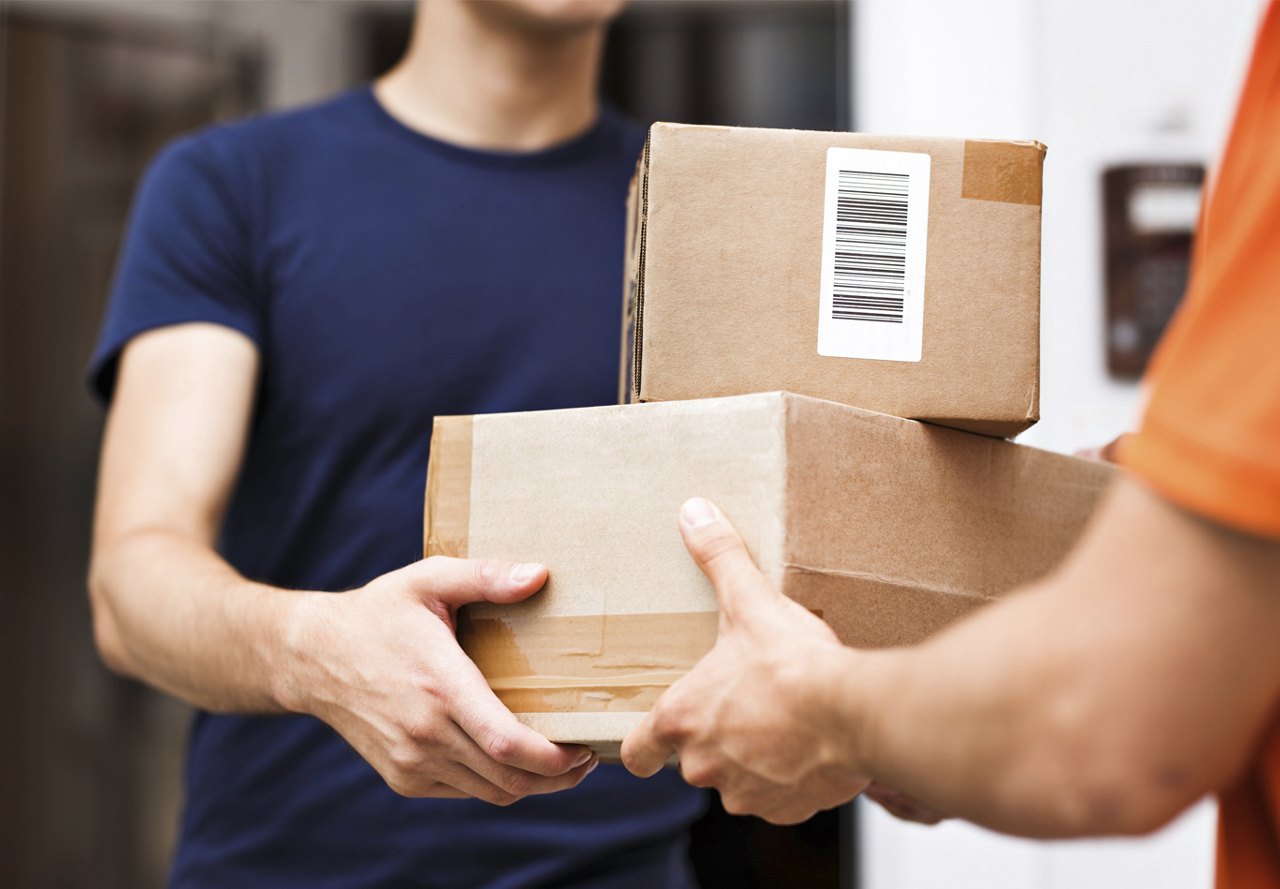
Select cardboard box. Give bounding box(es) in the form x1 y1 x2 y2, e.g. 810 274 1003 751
621 123 1047 438
424 393 1111 758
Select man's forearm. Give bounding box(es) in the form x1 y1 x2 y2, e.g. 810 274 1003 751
836 479 1280 839
837 579 1154 838
89 528 307 713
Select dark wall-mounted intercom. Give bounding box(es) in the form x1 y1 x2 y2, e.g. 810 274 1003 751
1102 163 1204 378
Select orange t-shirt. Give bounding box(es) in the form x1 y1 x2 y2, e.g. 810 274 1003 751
1120 3 1280 886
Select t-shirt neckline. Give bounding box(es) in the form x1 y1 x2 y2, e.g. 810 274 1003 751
353 84 613 169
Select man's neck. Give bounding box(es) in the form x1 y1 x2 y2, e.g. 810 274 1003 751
375 1 605 153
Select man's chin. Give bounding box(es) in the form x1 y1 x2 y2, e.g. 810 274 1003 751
471 0 629 37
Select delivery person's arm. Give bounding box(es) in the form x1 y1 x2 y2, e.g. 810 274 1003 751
622 480 1280 834
90 323 595 805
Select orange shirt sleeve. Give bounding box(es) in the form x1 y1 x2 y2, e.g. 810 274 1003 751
1120 1 1280 541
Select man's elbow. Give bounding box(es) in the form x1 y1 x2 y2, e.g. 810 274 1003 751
1033 699 1210 837
86 561 134 678
1052 767 1197 838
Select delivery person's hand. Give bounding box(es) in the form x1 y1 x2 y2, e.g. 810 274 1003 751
282 556 597 805
621 497 869 824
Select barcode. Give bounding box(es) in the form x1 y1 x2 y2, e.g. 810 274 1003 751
818 147 929 362
831 169 909 324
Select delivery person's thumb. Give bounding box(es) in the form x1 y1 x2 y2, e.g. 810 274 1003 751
679 497 777 627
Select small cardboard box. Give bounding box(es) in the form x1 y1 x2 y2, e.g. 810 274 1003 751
424 393 1111 758
621 123 1046 438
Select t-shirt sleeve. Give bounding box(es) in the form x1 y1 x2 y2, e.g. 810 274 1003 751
1119 34 1280 540
88 130 263 403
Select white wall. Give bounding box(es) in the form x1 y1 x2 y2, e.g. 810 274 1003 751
853 0 1266 886
856 0 1264 454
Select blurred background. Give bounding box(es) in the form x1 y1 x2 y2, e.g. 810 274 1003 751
0 0 1267 886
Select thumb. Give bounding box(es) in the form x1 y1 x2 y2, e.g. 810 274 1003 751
678 498 777 626
412 556 548 608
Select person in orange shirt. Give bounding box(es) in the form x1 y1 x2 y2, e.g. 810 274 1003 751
620 3 1280 885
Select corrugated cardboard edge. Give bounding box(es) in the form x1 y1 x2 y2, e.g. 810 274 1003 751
423 415 472 559
921 415 1034 439
961 140 1047 206
1025 374 1041 428
618 145 645 406
517 712 644 763
628 131 653 404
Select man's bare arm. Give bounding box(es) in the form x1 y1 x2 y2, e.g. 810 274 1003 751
89 324 288 708
624 479 1280 835
847 477 1280 837
90 323 595 805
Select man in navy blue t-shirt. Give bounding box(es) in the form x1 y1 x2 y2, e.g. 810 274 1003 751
87 1 704 885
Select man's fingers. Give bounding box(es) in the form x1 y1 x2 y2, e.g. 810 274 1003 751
447 657 593 778
456 700 591 779
679 497 775 624
436 755 595 807
435 760 527 807
620 709 675 778
413 556 548 608
450 735 600 803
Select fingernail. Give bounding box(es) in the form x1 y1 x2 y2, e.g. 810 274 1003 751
572 749 593 768
681 497 719 528
509 563 541 584
585 757 600 774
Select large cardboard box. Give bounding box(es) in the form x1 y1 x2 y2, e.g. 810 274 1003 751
424 393 1111 757
621 123 1046 438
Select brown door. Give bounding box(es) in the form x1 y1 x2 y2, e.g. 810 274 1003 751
0 11 258 887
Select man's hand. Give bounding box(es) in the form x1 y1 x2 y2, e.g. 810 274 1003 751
283 556 597 806
621 498 869 824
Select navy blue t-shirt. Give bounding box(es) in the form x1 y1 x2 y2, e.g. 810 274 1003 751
90 87 705 889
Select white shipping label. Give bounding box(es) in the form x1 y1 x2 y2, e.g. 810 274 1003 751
817 147 931 363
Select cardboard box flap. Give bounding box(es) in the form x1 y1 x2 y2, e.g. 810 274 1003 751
620 133 650 406
961 139 1047 205
424 415 472 559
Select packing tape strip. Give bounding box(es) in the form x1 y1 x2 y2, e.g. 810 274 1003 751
961 140 1045 206
459 611 720 713
424 415 473 558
